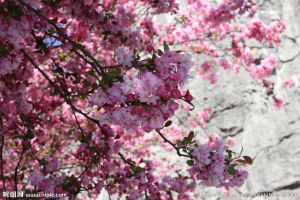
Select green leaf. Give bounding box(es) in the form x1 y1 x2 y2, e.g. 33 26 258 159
79 136 87 143
164 120 172 127
87 132 93 140
236 159 250 164
157 49 163 56
139 66 147 71
20 114 29 124
227 164 236 175
226 149 233 160
130 166 143 175
23 143 31 151
236 156 253 165
141 103 148 110
161 98 168 105
108 68 121 79
186 160 194 166
49 28 55 35
56 76 61 82
24 129 35 140
0 44 7 56
183 137 192 145
61 176 78 192
59 53 65 60
243 156 253 164
163 41 169 51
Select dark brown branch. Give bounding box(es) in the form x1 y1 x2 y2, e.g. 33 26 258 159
16 0 106 77
179 97 195 111
0 113 6 192
0 134 6 192
21 49 101 128
45 32 103 78
118 152 135 166
144 190 150 200
14 148 24 193
156 130 190 158
71 109 85 137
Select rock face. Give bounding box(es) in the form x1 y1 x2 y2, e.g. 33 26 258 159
99 0 300 199
181 0 300 199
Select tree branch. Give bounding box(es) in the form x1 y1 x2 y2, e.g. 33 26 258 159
14 148 24 193
0 113 6 192
21 49 101 128
156 129 190 158
16 0 106 77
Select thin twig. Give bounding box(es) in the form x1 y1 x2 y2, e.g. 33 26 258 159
156 129 190 158
0 112 7 192
14 148 24 193
0 134 6 192
21 49 101 128
118 152 135 166
16 0 106 76
71 108 85 137
45 31 103 78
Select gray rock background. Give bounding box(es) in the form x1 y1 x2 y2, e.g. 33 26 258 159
177 0 300 199
99 0 300 199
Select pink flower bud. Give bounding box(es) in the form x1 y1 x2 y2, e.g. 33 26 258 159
146 44 153 53
170 88 181 99
169 73 179 82
184 94 193 102
136 106 143 115
127 94 135 102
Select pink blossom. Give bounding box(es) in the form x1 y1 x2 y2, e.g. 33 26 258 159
115 48 133 67
225 136 236 147
29 171 45 186
281 77 295 88
271 95 283 110
45 159 60 173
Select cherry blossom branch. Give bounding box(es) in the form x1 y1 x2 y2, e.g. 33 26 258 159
71 107 85 137
21 49 101 128
156 129 190 158
145 190 150 200
118 152 135 166
45 32 103 79
180 97 195 111
14 148 24 193
167 190 174 200
16 0 106 77
0 113 7 192
0 135 6 192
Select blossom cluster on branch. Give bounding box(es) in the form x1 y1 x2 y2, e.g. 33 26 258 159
0 0 292 199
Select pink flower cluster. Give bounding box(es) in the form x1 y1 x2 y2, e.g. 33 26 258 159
270 95 283 110
91 50 194 132
115 48 134 68
160 176 195 199
0 0 287 198
206 0 257 27
0 13 33 76
143 0 178 14
28 163 66 195
245 19 286 46
188 137 248 189
189 107 212 128
248 55 278 79
75 125 121 163
281 77 295 88
198 61 220 84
